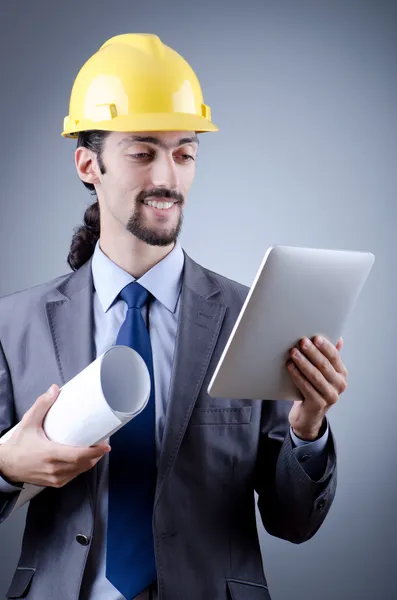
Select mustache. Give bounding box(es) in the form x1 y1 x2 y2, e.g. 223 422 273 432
136 188 184 204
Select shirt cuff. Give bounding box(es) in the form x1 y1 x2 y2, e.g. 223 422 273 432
290 420 329 453
0 475 23 493
289 420 330 481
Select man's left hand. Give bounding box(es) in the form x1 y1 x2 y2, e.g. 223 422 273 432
287 336 348 441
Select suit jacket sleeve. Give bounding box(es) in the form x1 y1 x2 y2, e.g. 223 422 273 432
0 338 22 523
254 397 337 544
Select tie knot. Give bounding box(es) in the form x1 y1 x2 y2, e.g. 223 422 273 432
119 282 149 309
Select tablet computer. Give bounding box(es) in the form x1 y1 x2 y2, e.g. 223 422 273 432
207 245 374 401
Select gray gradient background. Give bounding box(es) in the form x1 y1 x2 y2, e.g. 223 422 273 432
0 0 395 598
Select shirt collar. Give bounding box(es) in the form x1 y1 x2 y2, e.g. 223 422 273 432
92 240 184 314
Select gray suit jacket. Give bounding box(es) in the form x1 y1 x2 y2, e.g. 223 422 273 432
0 252 337 600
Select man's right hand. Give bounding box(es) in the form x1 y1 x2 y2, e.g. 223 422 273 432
0 384 111 488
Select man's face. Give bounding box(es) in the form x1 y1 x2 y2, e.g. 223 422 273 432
95 130 198 246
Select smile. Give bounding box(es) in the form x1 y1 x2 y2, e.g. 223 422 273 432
143 199 176 210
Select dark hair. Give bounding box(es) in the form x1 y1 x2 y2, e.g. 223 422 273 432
67 131 108 271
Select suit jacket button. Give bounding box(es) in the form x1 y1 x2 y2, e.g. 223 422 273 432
299 454 311 463
76 534 90 546
317 499 326 510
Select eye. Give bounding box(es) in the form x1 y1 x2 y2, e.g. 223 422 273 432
176 154 195 162
129 153 154 160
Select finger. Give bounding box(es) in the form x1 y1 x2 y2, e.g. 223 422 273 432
83 454 106 471
312 336 348 377
51 454 105 487
49 441 110 464
22 385 60 428
336 337 344 352
289 349 340 404
52 453 105 483
88 442 112 456
295 339 347 393
287 361 330 407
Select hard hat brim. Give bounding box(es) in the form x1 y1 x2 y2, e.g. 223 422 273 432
62 112 218 138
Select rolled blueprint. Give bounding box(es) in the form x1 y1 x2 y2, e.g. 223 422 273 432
0 345 150 511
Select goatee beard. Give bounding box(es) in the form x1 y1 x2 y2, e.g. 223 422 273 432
126 207 183 247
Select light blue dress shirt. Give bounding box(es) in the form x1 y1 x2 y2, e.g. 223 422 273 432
0 241 329 599
80 241 184 600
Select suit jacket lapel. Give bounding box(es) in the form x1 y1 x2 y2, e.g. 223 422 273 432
45 260 95 386
155 253 226 505
45 259 97 512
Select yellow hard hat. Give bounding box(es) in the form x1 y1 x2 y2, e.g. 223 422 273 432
62 33 218 138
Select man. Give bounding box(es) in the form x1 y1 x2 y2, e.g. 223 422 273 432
0 34 347 600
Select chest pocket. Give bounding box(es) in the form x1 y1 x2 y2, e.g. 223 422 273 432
190 406 252 425
227 579 271 599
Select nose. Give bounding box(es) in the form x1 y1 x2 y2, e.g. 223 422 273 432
150 154 179 190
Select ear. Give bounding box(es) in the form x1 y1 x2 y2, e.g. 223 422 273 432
75 146 101 186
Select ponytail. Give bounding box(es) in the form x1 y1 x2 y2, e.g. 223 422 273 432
67 130 108 270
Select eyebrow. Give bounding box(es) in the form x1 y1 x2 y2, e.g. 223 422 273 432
117 135 199 149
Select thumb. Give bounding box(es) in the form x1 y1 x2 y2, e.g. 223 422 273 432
21 384 60 429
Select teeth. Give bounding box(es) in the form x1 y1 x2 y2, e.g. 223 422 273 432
144 200 174 209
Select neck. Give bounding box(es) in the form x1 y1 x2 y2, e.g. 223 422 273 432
99 231 175 279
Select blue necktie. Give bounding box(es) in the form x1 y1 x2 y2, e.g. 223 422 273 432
106 282 157 599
